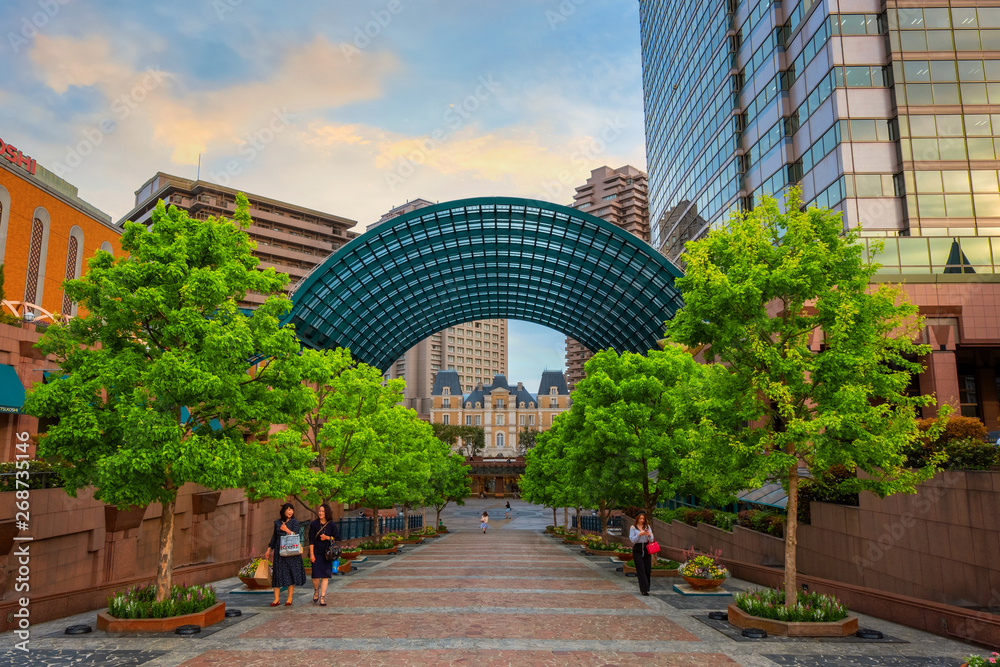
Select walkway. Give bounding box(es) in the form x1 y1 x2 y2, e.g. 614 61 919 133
2 499 983 666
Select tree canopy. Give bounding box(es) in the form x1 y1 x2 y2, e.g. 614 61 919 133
664 190 940 605
25 194 308 601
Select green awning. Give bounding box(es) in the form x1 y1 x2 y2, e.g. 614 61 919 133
0 364 26 414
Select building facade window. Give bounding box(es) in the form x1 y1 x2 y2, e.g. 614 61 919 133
465 415 472 426
443 398 450 408
442 414 450 425
496 414 504 425
549 397 557 408
528 415 535 426
496 432 504 448
25 218 44 305
61 235 79 315
474 415 481 426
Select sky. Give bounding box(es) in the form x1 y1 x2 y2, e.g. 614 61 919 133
0 0 648 386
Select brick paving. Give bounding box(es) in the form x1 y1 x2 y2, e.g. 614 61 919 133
3 499 986 666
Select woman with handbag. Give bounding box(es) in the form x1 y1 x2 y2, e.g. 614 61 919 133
265 503 307 606
629 512 655 596
308 503 341 606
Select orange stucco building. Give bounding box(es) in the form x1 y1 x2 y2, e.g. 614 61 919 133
0 147 121 321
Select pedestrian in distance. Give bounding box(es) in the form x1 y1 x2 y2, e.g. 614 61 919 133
505 501 511 519
266 502 307 606
308 503 341 606
629 512 654 596
481 511 489 533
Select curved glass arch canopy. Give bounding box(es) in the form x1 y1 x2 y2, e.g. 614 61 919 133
288 197 684 371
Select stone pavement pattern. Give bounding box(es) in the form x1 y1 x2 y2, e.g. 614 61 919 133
1 499 984 666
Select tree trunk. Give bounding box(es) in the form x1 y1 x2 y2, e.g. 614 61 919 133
551 507 557 527
371 507 379 538
436 507 442 527
403 505 410 538
784 463 800 607
563 507 568 529
598 500 608 541
155 495 177 602
575 506 581 534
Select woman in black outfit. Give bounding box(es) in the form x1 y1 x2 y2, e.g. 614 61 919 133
265 503 306 606
308 503 341 606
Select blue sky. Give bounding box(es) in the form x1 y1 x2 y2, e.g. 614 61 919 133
0 0 647 386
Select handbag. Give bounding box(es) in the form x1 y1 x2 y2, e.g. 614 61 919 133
323 523 341 560
646 541 661 555
279 532 302 557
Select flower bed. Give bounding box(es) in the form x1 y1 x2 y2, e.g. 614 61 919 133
963 651 1000 666
679 554 729 581
359 538 398 555
728 589 857 637
107 584 217 619
623 558 681 577
340 547 362 560
733 588 849 623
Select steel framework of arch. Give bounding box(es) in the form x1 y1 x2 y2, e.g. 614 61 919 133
288 197 684 371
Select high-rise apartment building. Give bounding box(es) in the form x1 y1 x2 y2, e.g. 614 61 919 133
564 166 649 390
119 173 357 308
371 200 508 418
640 1 1000 423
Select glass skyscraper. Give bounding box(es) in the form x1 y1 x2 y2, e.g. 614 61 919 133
641 0 1000 273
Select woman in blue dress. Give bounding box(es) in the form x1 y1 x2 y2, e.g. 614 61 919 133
265 502 307 606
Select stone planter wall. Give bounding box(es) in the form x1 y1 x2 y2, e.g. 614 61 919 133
97 601 226 633
0 484 281 632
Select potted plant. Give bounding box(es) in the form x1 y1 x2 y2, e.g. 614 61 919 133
392 531 424 545
962 652 1000 667
678 547 729 591
420 525 438 538
729 588 858 637
437 523 449 534
623 558 681 577
237 554 271 590
544 525 555 533
97 583 224 633
613 545 633 561
563 530 585 544
340 546 362 560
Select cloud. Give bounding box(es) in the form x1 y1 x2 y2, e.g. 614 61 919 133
28 33 399 164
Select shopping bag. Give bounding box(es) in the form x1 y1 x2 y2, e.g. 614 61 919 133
646 541 661 554
279 533 303 557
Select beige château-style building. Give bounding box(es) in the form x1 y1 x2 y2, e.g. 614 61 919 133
429 370 571 457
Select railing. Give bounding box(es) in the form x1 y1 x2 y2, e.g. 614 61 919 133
571 515 622 532
313 515 425 542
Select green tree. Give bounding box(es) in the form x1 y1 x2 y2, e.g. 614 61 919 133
516 426 538 456
560 347 720 525
665 191 941 606
24 195 309 601
422 443 470 528
431 423 486 458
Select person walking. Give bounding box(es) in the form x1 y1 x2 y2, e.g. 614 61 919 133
265 502 307 606
481 511 489 533
308 503 341 607
629 512 654 596
504 501 511 519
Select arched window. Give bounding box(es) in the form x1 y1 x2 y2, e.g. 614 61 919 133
61 226 84 316
24 218 44 305
100 241 114 256
0 185 10 264
496 432 504 449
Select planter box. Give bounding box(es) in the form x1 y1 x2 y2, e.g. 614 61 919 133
338 560 351 574
238 575 270 590
623 563 679 577
420 532 438 539
396 537 424 544
437 528 449 534
97 601 225 633
340 551 361 560
727 603 859 637
584 549 619 556
360 546 398 556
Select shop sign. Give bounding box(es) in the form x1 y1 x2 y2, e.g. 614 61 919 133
0 137 37 176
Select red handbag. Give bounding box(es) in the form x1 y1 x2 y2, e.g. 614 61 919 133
646 541 661 554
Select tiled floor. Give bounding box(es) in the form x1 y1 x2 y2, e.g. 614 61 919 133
0 499 986 666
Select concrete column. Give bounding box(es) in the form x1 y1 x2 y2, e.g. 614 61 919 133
919 324 960 418
977 362 999 428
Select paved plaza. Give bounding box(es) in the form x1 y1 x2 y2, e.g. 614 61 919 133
1 500 984 666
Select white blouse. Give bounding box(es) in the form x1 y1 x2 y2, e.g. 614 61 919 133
629 524 653 544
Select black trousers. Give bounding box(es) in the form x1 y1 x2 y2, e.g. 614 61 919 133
632 543 652 593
